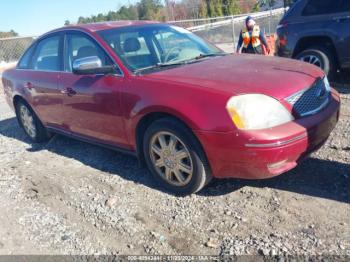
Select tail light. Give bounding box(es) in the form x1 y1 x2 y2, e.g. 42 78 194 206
279 35 287 46
276 22 288 46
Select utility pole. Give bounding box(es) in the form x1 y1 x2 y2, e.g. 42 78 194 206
268 0 272 35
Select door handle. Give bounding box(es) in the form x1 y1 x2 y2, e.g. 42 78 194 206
24 82 33 90
61 87 77 97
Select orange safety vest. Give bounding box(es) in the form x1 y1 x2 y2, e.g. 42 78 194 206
242 25 261 48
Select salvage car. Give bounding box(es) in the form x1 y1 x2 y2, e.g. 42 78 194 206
2 21 340 195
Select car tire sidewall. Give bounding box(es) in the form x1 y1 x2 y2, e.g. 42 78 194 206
143 118 210 196
296 48 336 80
15 100 50 143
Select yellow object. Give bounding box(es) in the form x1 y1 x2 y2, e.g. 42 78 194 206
242 25 261 48
227 107 245 129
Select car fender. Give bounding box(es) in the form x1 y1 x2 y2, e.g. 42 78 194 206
122 79 235 148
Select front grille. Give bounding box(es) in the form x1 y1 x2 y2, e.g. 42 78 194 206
286 78 330 117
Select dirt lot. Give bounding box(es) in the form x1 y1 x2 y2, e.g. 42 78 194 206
0 80 349 256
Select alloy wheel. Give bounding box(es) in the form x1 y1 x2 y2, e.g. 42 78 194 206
149 131 193 187
19 105 36 138
299 55 322 68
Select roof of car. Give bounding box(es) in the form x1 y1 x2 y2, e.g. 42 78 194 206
63 20 161 32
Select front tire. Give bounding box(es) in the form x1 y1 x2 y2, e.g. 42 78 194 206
15 100 51 143
143 118 211 196
296 47 337 80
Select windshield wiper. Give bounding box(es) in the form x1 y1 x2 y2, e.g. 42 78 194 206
134 61 190 74
193 52 227 60
158 53 227 67
134 53 227 74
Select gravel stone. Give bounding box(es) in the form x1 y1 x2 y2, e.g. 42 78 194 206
0 84 349 255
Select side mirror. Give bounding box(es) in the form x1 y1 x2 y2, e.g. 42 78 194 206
72 56 116 75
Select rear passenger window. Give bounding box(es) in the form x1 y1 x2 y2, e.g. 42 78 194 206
303 0 349 16
18 44 35 69
32 36 60 71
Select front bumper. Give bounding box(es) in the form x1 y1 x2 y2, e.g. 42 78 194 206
195 90 340 179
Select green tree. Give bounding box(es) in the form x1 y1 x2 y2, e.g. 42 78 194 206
214 0 224 17
223 0 240 16
252 2 260 12
137 0 163 20
206 0 222 17
117 5 139 20
259 0 276 8
198 0 208 18
0 30 18 38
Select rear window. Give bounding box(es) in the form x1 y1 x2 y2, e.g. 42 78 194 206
32 36 61 71
303 0 350 16
18 44 35 69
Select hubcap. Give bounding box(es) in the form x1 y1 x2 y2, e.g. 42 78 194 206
19 105 36 138
149 131 193 186
300 55 322 68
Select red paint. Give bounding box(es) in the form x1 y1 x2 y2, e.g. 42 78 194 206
2 22 340 180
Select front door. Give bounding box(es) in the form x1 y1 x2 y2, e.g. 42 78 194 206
58 31 128 147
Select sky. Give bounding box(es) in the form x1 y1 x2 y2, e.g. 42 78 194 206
0 0 139 36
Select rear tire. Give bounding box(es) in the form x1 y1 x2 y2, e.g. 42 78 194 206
15 100 51 143
296 47 337 80
143 117 212 196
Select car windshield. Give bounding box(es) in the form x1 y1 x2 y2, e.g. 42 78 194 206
97 24 224 73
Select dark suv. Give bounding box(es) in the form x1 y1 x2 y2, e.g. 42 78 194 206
276 0 350 80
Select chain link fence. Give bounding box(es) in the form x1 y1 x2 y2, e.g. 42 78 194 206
171 8 285 53
0 36 36 63
0 9 284 67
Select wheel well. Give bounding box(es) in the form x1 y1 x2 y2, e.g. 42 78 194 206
135 112 205 167
293 36 339 66
13 95 26 106
13 95 26 109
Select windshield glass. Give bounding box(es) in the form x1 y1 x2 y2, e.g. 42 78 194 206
97 24 223 72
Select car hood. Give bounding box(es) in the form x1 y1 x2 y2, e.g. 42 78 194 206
144 54 324 100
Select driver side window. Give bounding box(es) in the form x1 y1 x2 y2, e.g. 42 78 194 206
64 33 112 72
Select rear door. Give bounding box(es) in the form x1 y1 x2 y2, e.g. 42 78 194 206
17 33 64 127
58 31 128 147
302 0 350 68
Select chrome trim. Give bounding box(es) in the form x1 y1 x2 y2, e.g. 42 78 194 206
285 77 330 117
245 133 307 148
16 68 64 73
16 28 125 78
73 56 102 71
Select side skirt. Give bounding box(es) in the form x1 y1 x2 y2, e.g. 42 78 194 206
46 127 138 158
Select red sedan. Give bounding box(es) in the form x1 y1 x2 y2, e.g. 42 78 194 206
2 21 340 195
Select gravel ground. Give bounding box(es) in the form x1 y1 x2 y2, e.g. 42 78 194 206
0 80 349 256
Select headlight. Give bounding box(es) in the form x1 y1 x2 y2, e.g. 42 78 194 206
226 94 294 130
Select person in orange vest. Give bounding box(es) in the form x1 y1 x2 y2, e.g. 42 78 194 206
236 16 270 55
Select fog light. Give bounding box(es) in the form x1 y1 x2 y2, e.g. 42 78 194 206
267 159 288 170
